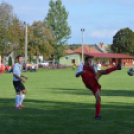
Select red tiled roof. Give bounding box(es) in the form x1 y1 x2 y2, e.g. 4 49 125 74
65 49 74 54
73 45 101 53
76 52 134 58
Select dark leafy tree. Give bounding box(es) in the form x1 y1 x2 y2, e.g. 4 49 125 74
111 28 134 55
8 56 12 66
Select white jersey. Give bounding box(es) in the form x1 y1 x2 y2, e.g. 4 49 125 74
31 64 35 69
13 63 21 81
76 63 97 77
75 64 83 77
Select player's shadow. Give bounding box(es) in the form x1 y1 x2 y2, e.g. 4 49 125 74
0 98 134 133
46 88 134 97
101 89 134 97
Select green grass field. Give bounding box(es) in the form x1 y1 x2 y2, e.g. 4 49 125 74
0 68 134 134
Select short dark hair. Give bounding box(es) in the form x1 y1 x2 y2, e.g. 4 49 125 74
84 56 92 61
17 55 23 59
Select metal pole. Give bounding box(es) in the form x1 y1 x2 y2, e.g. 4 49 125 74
25 23 28 64
81 28 85 63
82 30 84 63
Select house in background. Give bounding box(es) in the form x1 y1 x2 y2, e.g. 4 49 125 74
4 50 44 64
93 42 109 53
59 45 134 66
60 45 101 65
64 49 74 54
5 51 15 65
32 56 44 63
73 45 102 53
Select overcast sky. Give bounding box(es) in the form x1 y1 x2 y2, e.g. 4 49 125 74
2 0 134 44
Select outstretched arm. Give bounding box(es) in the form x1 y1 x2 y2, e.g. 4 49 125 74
76 70 86 77
75 64 85 77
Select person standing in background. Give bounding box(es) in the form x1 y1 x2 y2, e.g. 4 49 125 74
13 55 28 109
0 63 4 75
113 62 115 66
96 61 101 71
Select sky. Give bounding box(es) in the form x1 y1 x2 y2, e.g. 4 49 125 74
2 0 134 45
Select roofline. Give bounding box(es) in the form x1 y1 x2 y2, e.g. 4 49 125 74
67 52 134 58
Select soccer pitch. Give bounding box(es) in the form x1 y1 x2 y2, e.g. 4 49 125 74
0 68 134 134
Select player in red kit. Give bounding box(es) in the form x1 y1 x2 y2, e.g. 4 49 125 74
75 56 121 120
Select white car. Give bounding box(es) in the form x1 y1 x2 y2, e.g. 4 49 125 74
38 62 49 66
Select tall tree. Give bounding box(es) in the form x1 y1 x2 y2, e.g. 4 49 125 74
28 21 54 63
0 1 13 60
0 2 24 63
111 28 134 55
45 0 71 62
13 21 25 59
8 56 12 66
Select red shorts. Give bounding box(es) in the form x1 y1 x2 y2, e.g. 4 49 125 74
84 77 101 95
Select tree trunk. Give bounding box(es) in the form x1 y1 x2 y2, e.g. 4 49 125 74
0 55 1 64
1 56 6 65
36 56 39 64
52 55 55 65
43 56 45 62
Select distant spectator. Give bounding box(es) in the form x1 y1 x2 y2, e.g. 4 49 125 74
0 63 4 75
31 64 36 72
72 64 76 70
113 62 115 66
124 62 126 67
5 65 10 73
35 64 39 70
96 61 101 71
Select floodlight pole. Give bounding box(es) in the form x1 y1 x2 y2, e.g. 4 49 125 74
81 28 85 63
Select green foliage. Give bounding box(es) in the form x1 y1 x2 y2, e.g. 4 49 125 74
0 1 25 59
32 59 36 63
28 21 54 62
111 27 134 55
39 58 41 63
27 58 32 63
8 56 12 66
0 2 54 62
45 0 71 60
69 44 82 50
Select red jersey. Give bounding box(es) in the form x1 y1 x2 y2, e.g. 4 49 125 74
81 65 96 84
5 65 10 70
76 64 101 95
0 64 4 71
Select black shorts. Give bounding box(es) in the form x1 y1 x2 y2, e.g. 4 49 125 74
13 81 25 92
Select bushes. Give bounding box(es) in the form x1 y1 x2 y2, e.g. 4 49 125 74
8 56 12 66
27 58 36 63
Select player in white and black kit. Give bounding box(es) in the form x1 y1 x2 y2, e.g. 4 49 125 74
13 55 28 109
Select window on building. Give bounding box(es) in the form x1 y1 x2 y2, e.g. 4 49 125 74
65 57 68 60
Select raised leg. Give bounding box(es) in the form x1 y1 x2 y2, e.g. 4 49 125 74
95 70 106 81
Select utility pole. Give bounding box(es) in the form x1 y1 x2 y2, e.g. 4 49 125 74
24 22 28 64
81 28 85 63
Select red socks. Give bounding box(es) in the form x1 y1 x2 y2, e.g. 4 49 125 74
105 66 119 74
95 103 101 116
